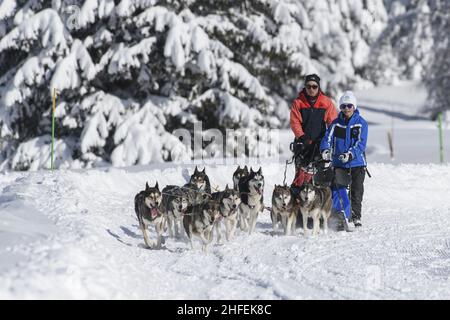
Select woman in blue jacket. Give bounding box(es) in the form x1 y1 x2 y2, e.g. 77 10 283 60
320 91 368 231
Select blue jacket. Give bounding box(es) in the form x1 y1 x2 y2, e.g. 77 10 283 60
320 109 368 168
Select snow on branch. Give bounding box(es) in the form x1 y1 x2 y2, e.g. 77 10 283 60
219 59 267 101
111 98 190 166
270 0 299 25
0 0 16 21
11 135 74 171
0 9 69 54
76 0 115 29
98 37 157 76
50 39 97 93
220 92 263 128
234 10 309 55
136 6 191 70
113 99 165 146
1 55 55 111
196 14 240 36
288 52 318 75
135 6 228 72
115 0 159 18
79 92 126 154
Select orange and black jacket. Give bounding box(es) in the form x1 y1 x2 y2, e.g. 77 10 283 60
290 89 337 143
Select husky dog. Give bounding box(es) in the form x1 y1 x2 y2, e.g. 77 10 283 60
183 199 220 253
183 166 212 205
238 167 264 235
211 185 241 243
271 185 298 235
161 185 189 238
134 182 164 248
298 183 332 236
232 165 249 190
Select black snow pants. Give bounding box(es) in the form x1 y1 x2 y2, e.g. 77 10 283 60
334 166 366 220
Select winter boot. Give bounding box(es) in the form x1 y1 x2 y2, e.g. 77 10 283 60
337 211 354 232
353 218 362 228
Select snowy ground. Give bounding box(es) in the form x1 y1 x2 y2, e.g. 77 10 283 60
1 82 450 299
1 162 450 299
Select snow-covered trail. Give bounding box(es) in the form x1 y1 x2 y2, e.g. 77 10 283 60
1 162 450 299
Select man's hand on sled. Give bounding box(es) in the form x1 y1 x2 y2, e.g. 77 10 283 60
296 134 312 145
292 135 307 155
321 149 331 161
338 152 353 163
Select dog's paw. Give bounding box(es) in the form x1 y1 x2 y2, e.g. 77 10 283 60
139 242 155 249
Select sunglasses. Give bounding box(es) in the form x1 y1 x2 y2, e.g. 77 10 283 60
340 104 354 109
306 84 319 90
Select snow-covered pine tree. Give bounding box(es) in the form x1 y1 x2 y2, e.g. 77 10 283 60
0 0 280 169
0 2 71 170
366 0 433 84
367 0 450 118
191 0 388 100
422 0 450 118
1 0 391 171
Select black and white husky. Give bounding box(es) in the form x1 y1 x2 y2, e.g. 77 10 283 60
211 185 241 243
183 166 212 205
238 167 264 235
271 185 298 236
232 165 249 190
298 183 332 236
134 182 164 249
183 199 220 253
161 185 189 238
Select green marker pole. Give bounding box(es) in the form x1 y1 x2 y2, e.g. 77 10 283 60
438 112 444 164
51 88 56 171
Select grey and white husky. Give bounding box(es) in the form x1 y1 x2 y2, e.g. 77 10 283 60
298 183 332 236
232 165 249 190
183 166 212 205
161 185 189 238
183 199 220 253
211 185 241 243
271 185 298 236
134 182 164 249
238 167 264 235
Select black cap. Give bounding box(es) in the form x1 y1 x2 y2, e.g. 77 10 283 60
305 74 321 86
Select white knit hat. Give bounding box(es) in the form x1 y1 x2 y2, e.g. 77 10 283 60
339 91 357 109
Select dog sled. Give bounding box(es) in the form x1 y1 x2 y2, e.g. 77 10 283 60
287 141 334 190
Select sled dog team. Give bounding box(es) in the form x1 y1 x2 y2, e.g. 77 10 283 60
134 166 332 252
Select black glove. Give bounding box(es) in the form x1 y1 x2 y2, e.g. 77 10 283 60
296 135 310 145
292 138 305 156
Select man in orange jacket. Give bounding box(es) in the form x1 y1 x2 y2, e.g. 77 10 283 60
290 74 337 187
